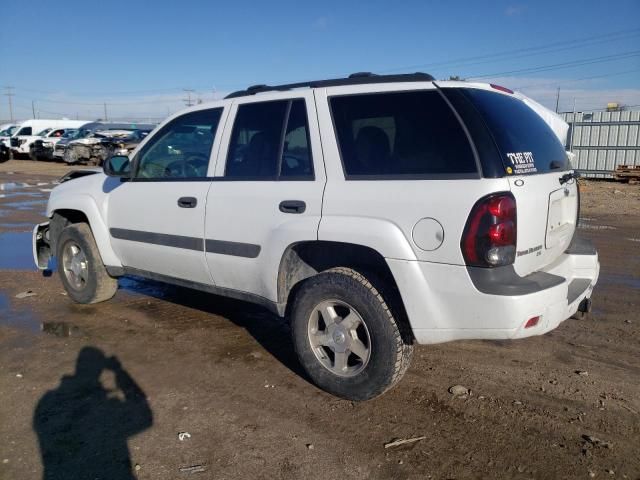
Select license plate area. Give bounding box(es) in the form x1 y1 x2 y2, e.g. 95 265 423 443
546 185 578 249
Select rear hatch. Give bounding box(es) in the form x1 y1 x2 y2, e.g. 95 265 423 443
448 87 578 277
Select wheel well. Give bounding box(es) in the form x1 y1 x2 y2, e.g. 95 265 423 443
49 209 90 253
278 242 411 336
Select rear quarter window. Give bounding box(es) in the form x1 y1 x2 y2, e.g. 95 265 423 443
330 90 478 179
454 88 568 175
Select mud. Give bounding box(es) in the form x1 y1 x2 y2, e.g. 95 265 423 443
0 160 639 479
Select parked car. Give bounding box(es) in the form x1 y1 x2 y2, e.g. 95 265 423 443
18 127 73 160
9 119 89 158
0 123 20 149
63 128 152 166
0 142 9 162
32 73 599 401
52 123 154 162
30 128 78 161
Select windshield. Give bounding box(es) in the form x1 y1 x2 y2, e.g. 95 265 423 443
0 126 18 136
36 128 52 137
456 88 568 175
62 129 80 139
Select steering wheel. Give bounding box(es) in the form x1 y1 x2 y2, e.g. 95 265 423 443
139 161 170 178
183 153 209 177
162 153 208 178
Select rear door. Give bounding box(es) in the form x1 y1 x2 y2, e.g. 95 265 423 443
449 87 578 277
204 91 325 301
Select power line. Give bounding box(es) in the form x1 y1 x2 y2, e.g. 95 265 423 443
514 68 640 90
468 50 640 79
375 27 640 75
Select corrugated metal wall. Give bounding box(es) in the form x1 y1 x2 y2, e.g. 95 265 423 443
561 110 640 178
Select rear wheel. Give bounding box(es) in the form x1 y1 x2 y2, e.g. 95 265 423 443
57 223 118 304
291 267 413 401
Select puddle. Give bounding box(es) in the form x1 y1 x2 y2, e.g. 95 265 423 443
0 292 81 337
0 232 37 270
1 222 34 230
0 292 41 333
599 273 640 290
118 276 174 299
3 199 47 211
0 191 46 199
0 182 23 191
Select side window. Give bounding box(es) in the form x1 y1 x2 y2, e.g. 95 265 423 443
330 91 477 178
135 108 222 179
18 127 33 136
225 99 313 179
281 100 313 178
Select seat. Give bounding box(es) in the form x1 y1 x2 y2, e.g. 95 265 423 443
354 126 390 175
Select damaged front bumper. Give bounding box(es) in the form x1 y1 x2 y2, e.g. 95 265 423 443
33 222 52 270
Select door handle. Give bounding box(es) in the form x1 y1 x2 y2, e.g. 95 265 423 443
178 196 198 208
279 200 306 214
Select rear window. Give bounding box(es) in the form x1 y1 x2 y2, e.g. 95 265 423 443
330 91 477 178
457 88 568 175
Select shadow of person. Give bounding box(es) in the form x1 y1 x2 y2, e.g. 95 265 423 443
33 347 153 480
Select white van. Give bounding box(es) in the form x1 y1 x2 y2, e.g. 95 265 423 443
10 119 89 157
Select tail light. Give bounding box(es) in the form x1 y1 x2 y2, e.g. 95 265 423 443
461 192 517 267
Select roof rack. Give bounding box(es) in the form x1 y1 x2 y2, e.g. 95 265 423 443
225 72 435 99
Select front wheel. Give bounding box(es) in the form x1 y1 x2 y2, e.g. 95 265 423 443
57 223 118 304
291 267 413 401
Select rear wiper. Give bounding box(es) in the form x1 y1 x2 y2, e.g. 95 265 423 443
559 171 580 185
550 160 564 170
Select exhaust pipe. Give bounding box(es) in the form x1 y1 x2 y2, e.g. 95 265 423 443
577 297 592 314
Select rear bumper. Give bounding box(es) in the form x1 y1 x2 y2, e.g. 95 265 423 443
387 239 599 345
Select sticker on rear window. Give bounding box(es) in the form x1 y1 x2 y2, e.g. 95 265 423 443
506 152 537 174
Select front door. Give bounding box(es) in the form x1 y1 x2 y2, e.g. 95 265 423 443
108 106 226 285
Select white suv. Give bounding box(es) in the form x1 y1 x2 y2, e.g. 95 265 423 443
33 73 599 400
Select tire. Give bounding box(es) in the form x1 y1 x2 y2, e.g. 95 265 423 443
56 223 118 304
290 267 413 401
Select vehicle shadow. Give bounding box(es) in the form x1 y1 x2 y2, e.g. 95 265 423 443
33 347 152 480
119 277 310 381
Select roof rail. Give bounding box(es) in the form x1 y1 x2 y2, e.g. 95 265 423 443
225 72 435 99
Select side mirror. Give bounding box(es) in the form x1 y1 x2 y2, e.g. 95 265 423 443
104 155 131 177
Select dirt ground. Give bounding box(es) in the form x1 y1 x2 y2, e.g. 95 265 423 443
0 159 638 480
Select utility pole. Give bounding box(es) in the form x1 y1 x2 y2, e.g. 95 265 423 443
103 102 108 121
32 100 36 119
183 89 195 107
3 86 15 121
569 97 576 153
555 87 560 113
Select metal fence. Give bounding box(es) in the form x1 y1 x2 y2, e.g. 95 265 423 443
561 110 640 178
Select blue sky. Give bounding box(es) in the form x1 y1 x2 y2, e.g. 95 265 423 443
1 0 639 121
